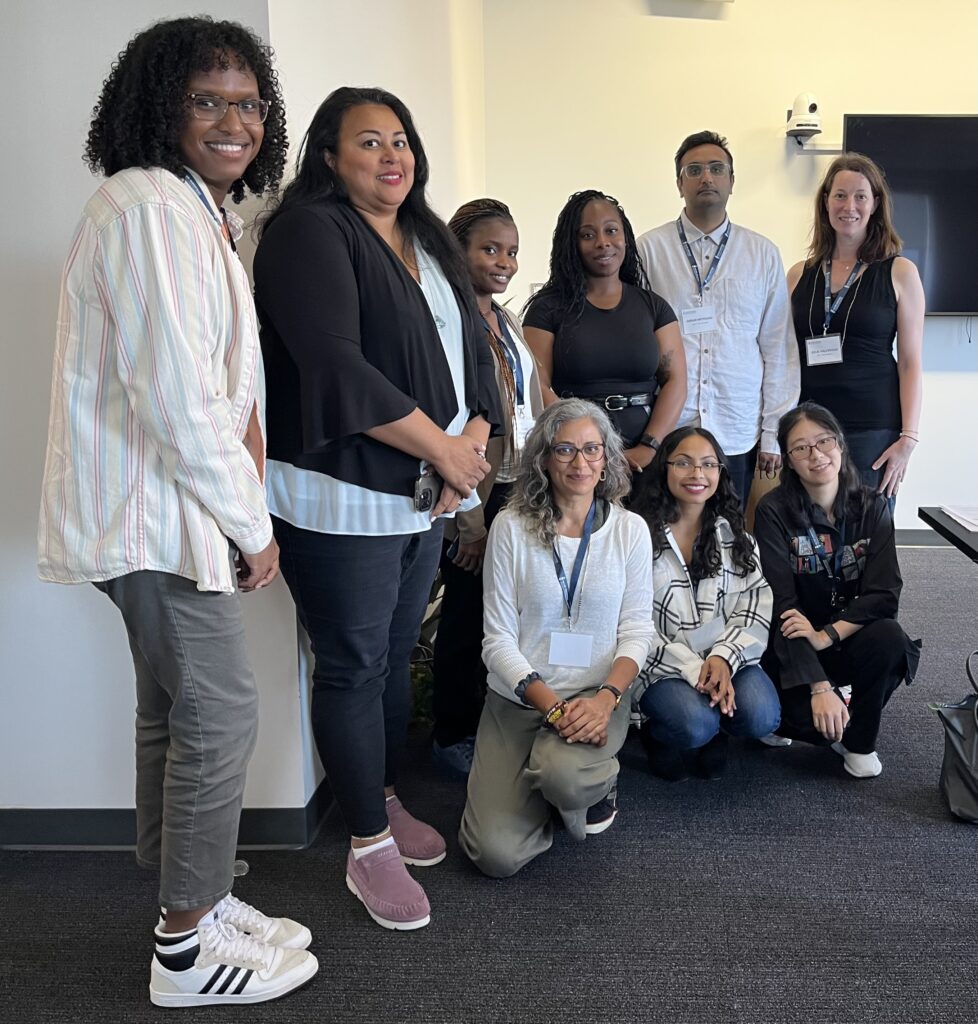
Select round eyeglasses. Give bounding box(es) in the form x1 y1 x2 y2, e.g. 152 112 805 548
550 442 606 463
680 162 730 179
187 93 271 124
787 435 838 460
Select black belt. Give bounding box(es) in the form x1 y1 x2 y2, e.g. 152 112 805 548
594 393 652 412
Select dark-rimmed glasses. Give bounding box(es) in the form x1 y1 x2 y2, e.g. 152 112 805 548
187 93 270 124
550 442 606 463
787 435 838 460
666 458 722 473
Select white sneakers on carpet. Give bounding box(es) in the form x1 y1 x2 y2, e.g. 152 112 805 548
832 741 883 778
150 899 317 1008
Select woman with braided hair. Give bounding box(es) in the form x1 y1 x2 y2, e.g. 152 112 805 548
431 199 545 778
523 190 686 485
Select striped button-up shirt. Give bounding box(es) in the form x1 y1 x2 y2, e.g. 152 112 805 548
38 167 271 594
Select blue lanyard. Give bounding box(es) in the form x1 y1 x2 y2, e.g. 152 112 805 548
483 310 525 406
552 500 596 619
821 259 862 334
676 217 731 300
183 173 236 253
806 520 847 607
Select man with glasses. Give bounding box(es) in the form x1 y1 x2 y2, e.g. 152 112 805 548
637 131 799 508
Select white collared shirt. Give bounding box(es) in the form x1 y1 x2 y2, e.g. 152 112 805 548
636 211 799 455
38 166 271 594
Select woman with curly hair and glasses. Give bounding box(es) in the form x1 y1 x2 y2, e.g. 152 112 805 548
459 399 654 877
522 190 686 482
753 403 921 779
37 17 317 1007
629 428 780 781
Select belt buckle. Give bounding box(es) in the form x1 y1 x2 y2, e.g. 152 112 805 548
604 395 627 411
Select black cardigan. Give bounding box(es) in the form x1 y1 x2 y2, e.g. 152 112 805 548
254 199 500 497
754 486 913 688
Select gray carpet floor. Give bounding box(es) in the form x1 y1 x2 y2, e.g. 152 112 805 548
4 547 977 1023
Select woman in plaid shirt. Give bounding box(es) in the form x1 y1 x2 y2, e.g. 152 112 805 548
630 427 780 780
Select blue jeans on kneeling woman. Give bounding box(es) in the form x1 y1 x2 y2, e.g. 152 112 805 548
639 664 781 749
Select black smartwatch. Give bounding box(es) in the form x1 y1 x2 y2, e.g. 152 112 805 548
638 433 660 451
823 623 842 649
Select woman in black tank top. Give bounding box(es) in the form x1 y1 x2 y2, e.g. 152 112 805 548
786 154 925 501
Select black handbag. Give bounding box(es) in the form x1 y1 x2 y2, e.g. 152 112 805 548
931 651 978 824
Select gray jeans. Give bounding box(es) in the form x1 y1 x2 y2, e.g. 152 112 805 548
95 569 258 911
459 689 631 878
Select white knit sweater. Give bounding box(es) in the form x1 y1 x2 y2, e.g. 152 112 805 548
482 503 655 704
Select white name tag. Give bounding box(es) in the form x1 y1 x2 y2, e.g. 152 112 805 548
684 617 725 655
514 408 535 449
805 334 844 366
680 305 718 334
548 631 594 668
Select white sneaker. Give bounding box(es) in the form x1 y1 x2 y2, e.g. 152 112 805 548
758 733 792 747
831 742 883 778
150 915 318 1008
159 894 312 950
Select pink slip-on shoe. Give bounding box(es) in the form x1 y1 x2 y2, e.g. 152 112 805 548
386 796 447 866
345 844 431 930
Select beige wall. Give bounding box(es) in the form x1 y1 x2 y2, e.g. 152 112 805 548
483 0 978 526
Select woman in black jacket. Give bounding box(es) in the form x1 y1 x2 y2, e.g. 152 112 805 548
254 87 499 931
754 402 920 778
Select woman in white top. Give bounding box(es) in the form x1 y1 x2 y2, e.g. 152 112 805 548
431 199 545 778
630 427 781 781
459 399 654 878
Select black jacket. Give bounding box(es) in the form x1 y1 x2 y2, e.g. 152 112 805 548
754 485 905 688
254 199 500 498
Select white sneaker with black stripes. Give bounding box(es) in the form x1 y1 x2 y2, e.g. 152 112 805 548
150 913 318 1007
159 893 312 949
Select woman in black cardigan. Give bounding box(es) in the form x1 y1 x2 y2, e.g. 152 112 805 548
254 87 499 932
754 402 920 779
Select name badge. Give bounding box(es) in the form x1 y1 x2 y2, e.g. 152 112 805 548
680 305 718 334
805 334 844 366
514 407 536 449
548 631 594 668
684 617 725 655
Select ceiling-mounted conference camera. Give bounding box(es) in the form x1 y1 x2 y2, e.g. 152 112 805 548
786 92 822 143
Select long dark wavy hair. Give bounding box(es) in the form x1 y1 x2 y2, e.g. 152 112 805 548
631 427 756 583
84 17 288 204
776 402 874 524
260 86 469 294
524 189 652 326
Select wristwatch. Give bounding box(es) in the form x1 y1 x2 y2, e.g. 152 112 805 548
596 683 623 708
514 671 542 707
638 433 660 451
823 623 842 649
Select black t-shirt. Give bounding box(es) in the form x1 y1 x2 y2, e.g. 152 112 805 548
524 283 676 444
791 257 900 432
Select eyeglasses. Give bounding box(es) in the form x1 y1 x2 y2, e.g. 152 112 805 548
787 435 839 460
680 162 730 179
187 93 271 124
550 442 606 463
666 458 722 473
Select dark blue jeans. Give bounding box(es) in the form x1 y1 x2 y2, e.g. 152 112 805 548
274 517 444 837
725 445 758 510
638 664 781 749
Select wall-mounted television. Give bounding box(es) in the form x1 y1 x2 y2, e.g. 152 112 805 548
843 115 978 315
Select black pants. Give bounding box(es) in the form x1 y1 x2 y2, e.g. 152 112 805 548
764 618 912 753
431 483 512 747
274 516 444 836
725 445 758 510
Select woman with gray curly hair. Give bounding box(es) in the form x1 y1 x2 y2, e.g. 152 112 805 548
459 398 655 877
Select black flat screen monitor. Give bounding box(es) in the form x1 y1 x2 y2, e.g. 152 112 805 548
843 114 978 315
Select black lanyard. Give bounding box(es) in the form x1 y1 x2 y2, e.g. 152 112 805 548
183 173 237 253
482 310 525 406
552 500 596 619
676 217 731 300
807 521 847 608
820 260 862 334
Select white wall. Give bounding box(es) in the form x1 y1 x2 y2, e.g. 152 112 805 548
482 0 978 526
